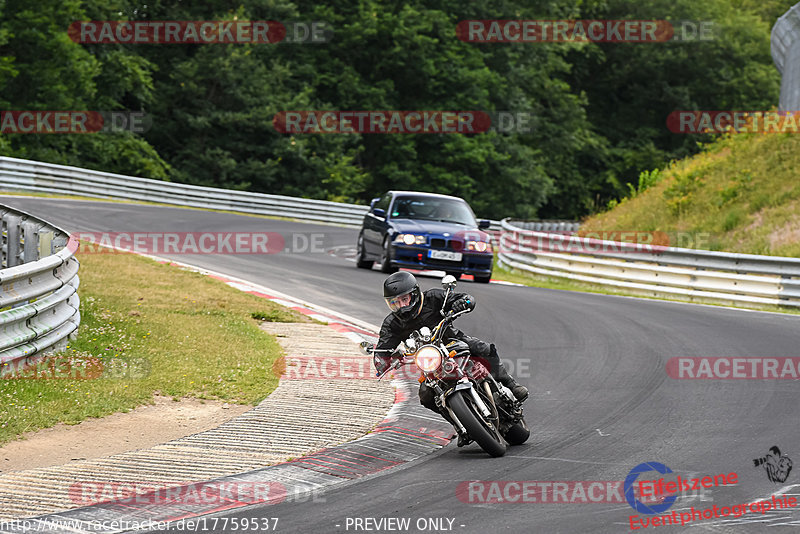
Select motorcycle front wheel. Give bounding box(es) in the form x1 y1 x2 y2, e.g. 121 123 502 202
448 390 507 457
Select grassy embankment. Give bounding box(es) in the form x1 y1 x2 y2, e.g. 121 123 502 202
0 249 308 445
581 133 800 256
493 133 800 310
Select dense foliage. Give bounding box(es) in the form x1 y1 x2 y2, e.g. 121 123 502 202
0 0 786 218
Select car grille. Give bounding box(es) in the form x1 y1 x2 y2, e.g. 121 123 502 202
430 238 447 248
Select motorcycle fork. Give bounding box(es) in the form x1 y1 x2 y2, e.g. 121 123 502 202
433 382 467 435
444 405 467 435
468 384 492 418
482 381 500 422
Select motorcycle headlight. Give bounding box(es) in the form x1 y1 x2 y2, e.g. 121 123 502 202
415 346 443 373
466 240 492 252
395 234 426 245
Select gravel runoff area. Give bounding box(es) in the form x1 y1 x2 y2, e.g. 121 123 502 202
0 322 395 520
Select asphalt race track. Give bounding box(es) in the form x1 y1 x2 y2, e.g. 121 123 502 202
8 197 800 534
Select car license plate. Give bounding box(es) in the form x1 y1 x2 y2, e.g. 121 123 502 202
429 249 462 261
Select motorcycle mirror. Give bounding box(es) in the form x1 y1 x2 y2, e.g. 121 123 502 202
441 274 457 288
359 341 374 355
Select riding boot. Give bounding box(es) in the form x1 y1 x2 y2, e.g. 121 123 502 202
490 344 529 402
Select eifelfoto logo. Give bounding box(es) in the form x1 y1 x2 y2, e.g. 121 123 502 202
754 446 793 484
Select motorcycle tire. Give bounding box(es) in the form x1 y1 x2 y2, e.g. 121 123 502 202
504 417 530 446
448 390 507 457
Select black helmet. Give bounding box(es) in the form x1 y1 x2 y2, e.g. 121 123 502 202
383 271 423 320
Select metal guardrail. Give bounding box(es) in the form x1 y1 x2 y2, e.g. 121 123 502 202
0 156 370 226
0 204 80 377
502 220 581 234
0 157 535 231
497 219 800 308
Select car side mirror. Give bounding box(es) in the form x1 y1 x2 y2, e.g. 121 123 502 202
370 197 380 209
478 219 491 229
373 208 386 218
441 274 457 288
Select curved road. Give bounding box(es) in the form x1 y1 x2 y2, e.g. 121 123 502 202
7 197 800 534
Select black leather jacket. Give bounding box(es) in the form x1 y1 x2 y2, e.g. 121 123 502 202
376 288 474 353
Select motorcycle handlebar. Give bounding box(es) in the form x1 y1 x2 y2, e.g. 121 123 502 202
446 309 470 319
371 309 469 378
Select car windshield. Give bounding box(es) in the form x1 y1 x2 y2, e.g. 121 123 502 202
390 196 476 226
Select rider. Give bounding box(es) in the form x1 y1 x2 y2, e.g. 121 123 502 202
374 271 528 441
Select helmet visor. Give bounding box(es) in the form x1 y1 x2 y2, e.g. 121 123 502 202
385 290 414 313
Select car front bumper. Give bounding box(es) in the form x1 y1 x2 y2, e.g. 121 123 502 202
391 244 493 275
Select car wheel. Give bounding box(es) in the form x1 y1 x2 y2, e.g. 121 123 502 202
355 233 374 269
379 237 398 274
474 273 492 283
446 272 462 280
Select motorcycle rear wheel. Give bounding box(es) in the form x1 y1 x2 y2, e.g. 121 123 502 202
504 417 530 445
448 391 507 457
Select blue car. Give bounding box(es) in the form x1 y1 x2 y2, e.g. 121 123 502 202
355 191 494 283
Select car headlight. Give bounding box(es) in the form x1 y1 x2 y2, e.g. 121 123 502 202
415 346 443 373
395 234 426 245
466 240 492 252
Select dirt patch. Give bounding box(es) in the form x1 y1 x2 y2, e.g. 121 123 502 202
768 215 800 250
0 395 250 472
744 210 764 233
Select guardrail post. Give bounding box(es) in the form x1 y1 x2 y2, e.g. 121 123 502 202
4 214 22 268
38 230 55 257
22 220 43 264
772 3 800 111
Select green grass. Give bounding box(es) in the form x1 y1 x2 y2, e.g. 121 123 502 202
0 249 309 445
581 133 800 257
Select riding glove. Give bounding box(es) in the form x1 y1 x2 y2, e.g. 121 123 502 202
451 296 475 313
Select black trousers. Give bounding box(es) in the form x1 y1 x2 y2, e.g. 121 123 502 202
418 336 508 413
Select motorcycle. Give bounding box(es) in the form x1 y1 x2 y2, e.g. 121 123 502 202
361 275 530 457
